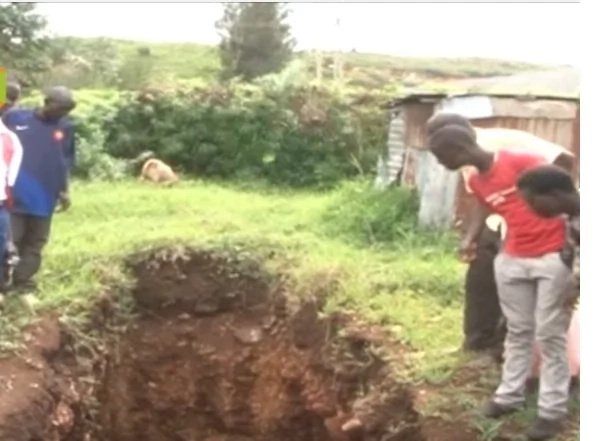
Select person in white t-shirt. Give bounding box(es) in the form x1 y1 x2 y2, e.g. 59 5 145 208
425 113 574 359
0 118 23 298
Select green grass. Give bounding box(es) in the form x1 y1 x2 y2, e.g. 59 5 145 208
53 37 222 83
0 179 579 439
0 179 465 377
49 37 553 91
322 51 548 78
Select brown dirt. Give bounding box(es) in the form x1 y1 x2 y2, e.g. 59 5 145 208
421 418 478 441
1 247 460 441
0 314 76 441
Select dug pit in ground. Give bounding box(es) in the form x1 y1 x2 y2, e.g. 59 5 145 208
0 248 425 441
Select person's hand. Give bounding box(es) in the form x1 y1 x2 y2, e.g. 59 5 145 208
564 286 579 311
458 237 477 263
57 192 71 212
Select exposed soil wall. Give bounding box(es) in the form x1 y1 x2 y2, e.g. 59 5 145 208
0 248 425 441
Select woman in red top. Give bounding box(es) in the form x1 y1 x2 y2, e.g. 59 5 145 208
428 124 572 441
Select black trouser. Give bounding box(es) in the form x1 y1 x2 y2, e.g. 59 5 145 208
10 213 53 286
463 225 506 354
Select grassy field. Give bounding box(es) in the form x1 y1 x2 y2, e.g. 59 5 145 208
0 178 579 439
0 179 464 376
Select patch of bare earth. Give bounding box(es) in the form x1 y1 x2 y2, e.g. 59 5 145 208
414 357 580 441
0 248 480 441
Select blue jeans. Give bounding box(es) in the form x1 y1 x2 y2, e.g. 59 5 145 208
0 206 9 286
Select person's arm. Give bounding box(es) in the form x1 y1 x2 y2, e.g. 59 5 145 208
6 133 23 188
57 125 74 211
459 172 491 260
460 197 491 258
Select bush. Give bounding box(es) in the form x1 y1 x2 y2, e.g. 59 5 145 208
103 80 389 189
73 127 128 181
18 79 393 188
322 180 420 245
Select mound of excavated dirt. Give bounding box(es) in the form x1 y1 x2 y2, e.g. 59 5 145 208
0 248 426 441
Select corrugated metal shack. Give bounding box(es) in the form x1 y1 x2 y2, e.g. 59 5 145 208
382 92 580 229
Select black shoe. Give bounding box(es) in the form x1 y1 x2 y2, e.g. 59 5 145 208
526 417 563 440
481 400 519 419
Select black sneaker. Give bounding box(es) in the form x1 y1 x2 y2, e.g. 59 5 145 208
526 417 563 440
481 400 519 419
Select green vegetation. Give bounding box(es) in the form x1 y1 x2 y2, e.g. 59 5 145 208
0 5 577 439
21 73 393 188
45 37 222 89
217 3 295 80
39 37 549 91
0 3 50 85
0 179 464 376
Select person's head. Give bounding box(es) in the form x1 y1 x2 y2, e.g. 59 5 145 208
517 165 578 218
40 85 76 120
428 124 480 170
552 151 575 173
426 112 476 138
6 81 21 105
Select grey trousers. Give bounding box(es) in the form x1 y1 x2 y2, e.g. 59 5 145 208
493 251 572 420
10 213 53 285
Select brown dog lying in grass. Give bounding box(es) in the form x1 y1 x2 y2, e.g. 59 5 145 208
140 158 179 186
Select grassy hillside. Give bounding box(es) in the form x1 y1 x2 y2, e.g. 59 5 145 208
45 36 553 90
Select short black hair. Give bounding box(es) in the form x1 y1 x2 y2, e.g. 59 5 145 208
517 165 576 195
428 124 476 152
6 81 20 102
426 113 476 137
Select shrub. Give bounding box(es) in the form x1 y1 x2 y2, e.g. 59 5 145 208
103 81 390 188
322 180 420 245
322 180 459 254
18 79 394 188
73 127 128 181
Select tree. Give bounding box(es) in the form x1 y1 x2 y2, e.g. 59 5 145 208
216 3 296 81
0 3 50 85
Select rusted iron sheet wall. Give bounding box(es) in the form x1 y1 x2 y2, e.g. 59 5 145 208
384 108 406 185
488 98 577 119
403 102 436 150
470 117 574 151
415 149 460 229
401 102 461 228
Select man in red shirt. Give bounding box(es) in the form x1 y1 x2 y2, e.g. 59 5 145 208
428 124 572 440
